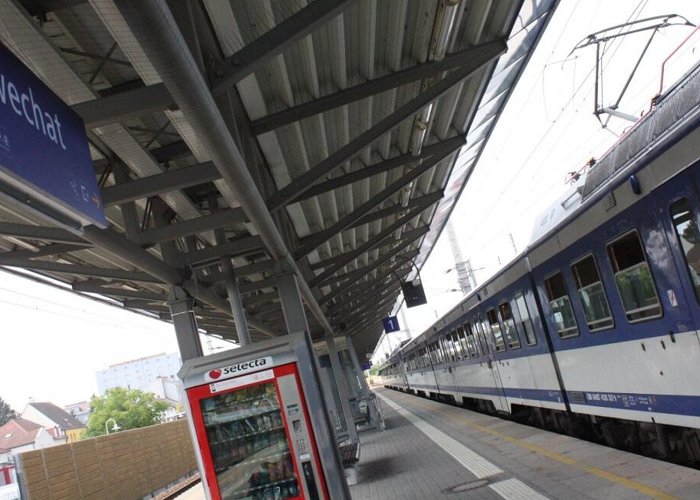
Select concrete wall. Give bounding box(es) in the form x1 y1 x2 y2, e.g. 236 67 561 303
16 420 196 499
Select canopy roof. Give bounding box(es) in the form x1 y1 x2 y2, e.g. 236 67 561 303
0 0 557 359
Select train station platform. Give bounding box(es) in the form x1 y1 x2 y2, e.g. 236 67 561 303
177 387 700 499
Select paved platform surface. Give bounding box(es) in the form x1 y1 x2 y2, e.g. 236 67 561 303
178 387 700 499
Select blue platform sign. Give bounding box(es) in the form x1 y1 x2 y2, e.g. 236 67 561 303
383 316 400 333
0 43 106 228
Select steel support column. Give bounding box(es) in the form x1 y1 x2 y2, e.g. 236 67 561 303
215 224 252 346
345 336 370 397
325 333 359 445
275 271 310 335
167 286 203 361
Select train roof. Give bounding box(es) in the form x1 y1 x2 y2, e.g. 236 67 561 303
389 58 700 361
530 58 700 249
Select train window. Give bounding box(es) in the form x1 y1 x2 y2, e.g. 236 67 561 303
432 341 444 364
464 322 479 357
443 335 455 362
544 272 579 338
486 309 506 351
607 231 662 322
450 331 461 359
670 198 700 303
475 315 492 354
513 293 536 345
571 255 614 331
498 302 521 348
451 331 464 359
456 326 469 357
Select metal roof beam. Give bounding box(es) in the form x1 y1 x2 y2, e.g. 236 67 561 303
267 39 506 210
309 197 440 286
80 226 276 336
239 277 277 294
116 0 333 335
94 140 190 171
71 282 166 301
331 278 403 322
322 254 416 312
151 140 191 163
329 265 408 312
321 247 419 291
17 0 85 16
346 288 399 323
133 208 247 247
0 259 159 282
0 223 88 245
292 136 465 203
211 0 356 95
251 41 508 135
244 291 279 307
101 161 221 206
147 304 232 320
320 242 421 304
180 236 264 267
0 243 88 260
350 191 443 229
73 83 173 129
295 145 456 258
317 227 427 289
351 310 393 339
347 307 391 332
202 259 277 286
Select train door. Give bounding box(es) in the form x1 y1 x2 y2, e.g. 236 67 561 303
474 314 508 411
435 335 456 398
651 179 700 329
444 331 462 396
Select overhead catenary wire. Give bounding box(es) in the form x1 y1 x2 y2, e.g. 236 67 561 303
459 1 651 247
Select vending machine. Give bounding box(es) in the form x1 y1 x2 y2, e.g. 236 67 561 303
179 331 350 500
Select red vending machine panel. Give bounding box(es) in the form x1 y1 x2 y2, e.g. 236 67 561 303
180 332 349 500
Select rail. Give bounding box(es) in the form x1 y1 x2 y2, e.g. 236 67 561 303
153 473 201 500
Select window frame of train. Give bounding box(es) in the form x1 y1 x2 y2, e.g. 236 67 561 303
463 321 480 357
512 292 537 345
486 308 507 351
606 230 663 323
670 197 700 303
498 301 521 349
450 329 465 360
429 340 444 365
455 325 469 359
442 334 456 362
570 254 614 332
472 315 488 355
544 271 579 338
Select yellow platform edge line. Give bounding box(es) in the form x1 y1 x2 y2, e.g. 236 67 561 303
404 394 677 500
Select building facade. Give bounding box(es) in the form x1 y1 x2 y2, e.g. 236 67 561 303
21 402 85 443
96 353 182 395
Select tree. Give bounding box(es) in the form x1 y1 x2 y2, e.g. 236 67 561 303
0 397 17 426
84 387 169 438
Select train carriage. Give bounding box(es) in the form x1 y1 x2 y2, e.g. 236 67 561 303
378 60 700 463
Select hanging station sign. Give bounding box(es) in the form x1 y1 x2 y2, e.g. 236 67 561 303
0 43 106 229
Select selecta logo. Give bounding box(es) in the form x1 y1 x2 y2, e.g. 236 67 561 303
205 357 272 382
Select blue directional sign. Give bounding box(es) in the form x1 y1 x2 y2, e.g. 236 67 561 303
382 315 400 333
0 43 106 228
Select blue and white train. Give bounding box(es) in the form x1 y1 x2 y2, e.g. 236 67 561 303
378 60 700 464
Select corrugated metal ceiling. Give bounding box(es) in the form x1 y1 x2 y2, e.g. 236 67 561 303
0 0 558 359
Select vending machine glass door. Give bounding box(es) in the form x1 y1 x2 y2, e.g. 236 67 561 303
195 376 301 499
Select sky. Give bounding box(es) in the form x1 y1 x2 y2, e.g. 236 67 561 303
372 0 700 361
0 269 233 410
2 1 700 409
